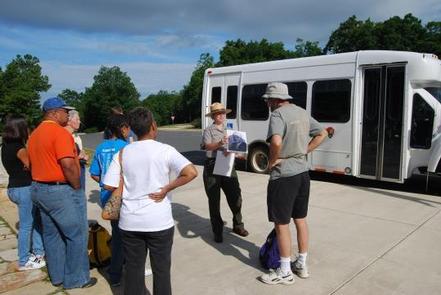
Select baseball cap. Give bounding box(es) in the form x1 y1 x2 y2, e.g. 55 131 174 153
42 97 75 112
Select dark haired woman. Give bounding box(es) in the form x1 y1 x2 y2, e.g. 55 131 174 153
1 116 45 270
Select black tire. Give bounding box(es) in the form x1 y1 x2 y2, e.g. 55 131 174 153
248 145 269 173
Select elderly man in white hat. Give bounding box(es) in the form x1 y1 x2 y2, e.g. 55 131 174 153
201 102 249 243
259 82 327 285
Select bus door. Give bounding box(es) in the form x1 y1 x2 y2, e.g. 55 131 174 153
359 65 406 181
224 74 241 130
205 74 240 130
204 74 223 128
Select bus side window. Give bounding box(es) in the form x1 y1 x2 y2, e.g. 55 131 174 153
241 84 268 121
411 94 434 149
311 79 351 123
212 87 221 104
286 81 307 109
226 86 238 119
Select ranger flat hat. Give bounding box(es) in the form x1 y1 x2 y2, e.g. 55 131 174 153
262 82 293 100
205 102 232 117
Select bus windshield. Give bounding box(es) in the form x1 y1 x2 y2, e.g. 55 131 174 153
425 87 441 103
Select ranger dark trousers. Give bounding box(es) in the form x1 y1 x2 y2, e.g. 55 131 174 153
203 158 244 235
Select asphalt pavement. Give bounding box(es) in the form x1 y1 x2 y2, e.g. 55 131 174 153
0 132 440 294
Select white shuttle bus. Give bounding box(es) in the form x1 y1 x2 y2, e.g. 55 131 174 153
201 50 441 183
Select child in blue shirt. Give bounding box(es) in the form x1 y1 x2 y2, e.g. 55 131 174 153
90 115 130 206
89 113 130 286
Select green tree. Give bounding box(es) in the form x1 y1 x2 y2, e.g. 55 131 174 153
293 38 323 57
0 54 50 127
217 39 294 66
325 15 378 53
82 66 140 131
142 90 182 126
423 21 441 57
325 14 441 57
181 53 214 122
58 89 84 115
376 14 426 51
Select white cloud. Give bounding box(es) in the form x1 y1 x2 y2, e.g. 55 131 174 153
41 61 195 99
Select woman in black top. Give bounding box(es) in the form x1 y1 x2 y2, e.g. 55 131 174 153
1 116 45 270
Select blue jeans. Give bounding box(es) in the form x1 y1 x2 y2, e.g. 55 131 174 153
7 186 44 266
31 182 90 288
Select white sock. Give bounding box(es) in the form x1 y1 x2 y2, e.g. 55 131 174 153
297 252 308 265
280 256 291 274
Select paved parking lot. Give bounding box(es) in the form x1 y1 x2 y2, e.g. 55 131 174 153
1 160 440 294
85 166 441 295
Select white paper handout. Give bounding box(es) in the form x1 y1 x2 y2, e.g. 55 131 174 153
213 151 235 177
226 130 248 153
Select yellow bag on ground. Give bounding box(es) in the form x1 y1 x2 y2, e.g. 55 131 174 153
88 220 112 268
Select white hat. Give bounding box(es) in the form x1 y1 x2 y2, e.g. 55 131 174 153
262 82 292 100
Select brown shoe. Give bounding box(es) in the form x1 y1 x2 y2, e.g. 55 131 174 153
233 227 249 237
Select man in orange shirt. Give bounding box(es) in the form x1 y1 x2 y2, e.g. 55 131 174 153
28 97 96 289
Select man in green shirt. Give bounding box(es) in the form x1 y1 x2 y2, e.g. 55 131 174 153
259 82 327 285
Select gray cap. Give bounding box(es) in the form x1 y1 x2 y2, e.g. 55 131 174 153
262 82 292 100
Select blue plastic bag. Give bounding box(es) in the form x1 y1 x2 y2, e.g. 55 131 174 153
259 229 280 269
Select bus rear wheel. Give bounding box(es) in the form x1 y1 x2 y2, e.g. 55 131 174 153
248 145 269 173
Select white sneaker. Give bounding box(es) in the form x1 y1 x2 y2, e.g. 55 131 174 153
145 267 152 276
259 268 295 285
30 254 46 268
292 259 309 278
18 257 46 271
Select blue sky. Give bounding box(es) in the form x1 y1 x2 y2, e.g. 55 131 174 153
0 0 440 100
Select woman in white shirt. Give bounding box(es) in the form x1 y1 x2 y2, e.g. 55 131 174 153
103 107 197 295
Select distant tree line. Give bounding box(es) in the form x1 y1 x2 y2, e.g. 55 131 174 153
1 14 439 131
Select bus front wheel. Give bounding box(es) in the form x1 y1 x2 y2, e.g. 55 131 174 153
248 145 269 173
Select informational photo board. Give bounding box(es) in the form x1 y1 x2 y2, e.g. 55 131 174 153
226 130 247 153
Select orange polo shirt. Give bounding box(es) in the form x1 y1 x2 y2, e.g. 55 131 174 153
28 120 79 182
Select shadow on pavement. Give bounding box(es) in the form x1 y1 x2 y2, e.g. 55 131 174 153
181 151 205 166
88 189 101 205
179 149 441 201
173 203 263 272
310 171 441 197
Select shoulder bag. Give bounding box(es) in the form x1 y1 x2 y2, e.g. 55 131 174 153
102 149 124 220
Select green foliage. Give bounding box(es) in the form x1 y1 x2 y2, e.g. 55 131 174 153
424 21 441 57
218 39 294 67
325 14 441 57
377 14 427 51
325 16 378 53
181 53 214 122
82 66 140 131
0 54 50 127
58 89 83 111
190 118 201 128
142 90 182 126
293 38 323 57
